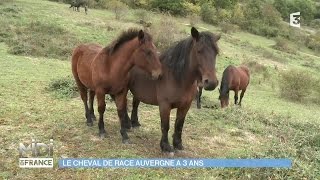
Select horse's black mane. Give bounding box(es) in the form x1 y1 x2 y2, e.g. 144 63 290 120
107 28 151 55
160 31 219 81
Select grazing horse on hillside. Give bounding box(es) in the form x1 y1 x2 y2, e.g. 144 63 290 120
71 29 162 141
70 0 87 14
219 65 250 108
124 27 220 153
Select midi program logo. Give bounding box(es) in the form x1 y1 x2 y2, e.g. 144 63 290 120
18 139 53 168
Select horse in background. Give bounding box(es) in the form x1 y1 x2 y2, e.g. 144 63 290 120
125 27 220 153
70 0 88 14
71 29 162 141
219 65 250 108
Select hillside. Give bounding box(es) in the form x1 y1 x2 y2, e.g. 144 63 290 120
0 0 319 179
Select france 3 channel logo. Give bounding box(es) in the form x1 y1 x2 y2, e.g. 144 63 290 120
18 139 54 168
290 12 300 28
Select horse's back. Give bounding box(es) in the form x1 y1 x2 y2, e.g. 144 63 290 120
72 44 103 89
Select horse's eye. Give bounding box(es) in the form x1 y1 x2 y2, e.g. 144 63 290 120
146 50 152 56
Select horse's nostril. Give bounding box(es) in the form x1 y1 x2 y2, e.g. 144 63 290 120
204 79 209 84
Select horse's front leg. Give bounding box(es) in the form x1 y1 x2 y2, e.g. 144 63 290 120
114 89 130 144
173 103 192 150
159 103 173 153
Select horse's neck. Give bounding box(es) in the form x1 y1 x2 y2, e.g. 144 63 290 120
109 38 139 76
182 58 199 88
221 77 230 95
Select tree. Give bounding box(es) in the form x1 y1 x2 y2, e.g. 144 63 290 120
214 0 237 10
151 0 187 15
289 0 316 24
273 0 290 20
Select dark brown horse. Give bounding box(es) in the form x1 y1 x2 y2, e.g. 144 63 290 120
219 65 250 108
71 29 162 141
124 27 220 153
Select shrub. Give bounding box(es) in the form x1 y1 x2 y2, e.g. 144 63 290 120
151 0 187 16
0 0 14 4
220 22 239 34
200 2 217 24
134 9 151 23
242 1 282 37
273 0 291 21
47 76 78 99
184 2 200 15
314 79 320 104
262 49 287 63
231 3 245 26
150 15 181 51
279 69 313 102
187 14 201 27
242 60 267 74
213 0 237 10
216 8 232 23
273 37 297 54
305 32 320 53
310 19 320 29
5 21 80 60
107 0 129 20
289 0 316 24
121 0 151 9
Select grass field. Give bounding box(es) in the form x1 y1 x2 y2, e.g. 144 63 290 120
0 0 319 179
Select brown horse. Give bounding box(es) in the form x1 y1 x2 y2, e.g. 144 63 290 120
71 29 162 141
219 65 250 108
124 27 220 153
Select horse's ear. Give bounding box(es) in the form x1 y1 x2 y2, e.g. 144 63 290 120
215 34 221 42
138 30 145 44
191 27 199 41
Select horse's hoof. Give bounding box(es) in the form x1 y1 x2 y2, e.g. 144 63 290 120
99 133 106 139
163 152 175 158
122 139 130 144
132 122 141 128
174 144 184 151
86 122 93 127
161 144 174 154
123 123 132 130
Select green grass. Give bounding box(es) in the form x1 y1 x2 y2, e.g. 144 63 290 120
0 0 320 179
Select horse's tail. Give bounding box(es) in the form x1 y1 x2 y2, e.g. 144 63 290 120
240 66 250 85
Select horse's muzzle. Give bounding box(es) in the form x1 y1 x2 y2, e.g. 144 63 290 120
151 70 162 80
203 79 218 90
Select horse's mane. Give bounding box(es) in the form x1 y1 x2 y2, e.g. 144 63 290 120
220 65 234 96
160 31 219 81
106 28 151 55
